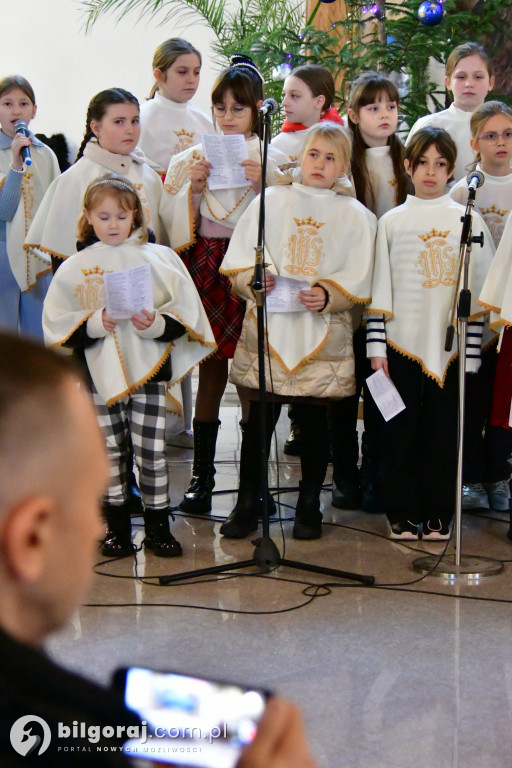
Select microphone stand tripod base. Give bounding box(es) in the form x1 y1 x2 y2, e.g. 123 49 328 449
412 553 503 580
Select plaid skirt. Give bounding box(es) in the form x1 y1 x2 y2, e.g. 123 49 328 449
182 236 245 360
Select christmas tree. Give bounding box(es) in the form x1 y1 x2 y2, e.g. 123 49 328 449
83 0 512 128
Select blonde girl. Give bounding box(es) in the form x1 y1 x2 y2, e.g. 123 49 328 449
272 64 344 162
139 38 214 176
219 123 376 540
43 176 214 558
407 42 495 182
164 54 288 517
0 75 60 338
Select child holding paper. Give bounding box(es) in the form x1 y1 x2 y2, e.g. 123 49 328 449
43 175 215 558
220 122 376 540
164 54 287 516
367 126 494 540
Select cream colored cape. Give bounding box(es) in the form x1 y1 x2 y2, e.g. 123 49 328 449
369 194 494 384
25 139 169 263
0 141 60 290
479 212 512 329
220 182 376 372
163 135 289 251
43 233 216 406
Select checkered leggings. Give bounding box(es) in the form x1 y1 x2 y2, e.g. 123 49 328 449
92 381 169 509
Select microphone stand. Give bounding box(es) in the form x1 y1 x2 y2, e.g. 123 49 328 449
413 184 502 580
160 112 374 587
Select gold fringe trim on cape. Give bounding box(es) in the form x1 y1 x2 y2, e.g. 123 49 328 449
23 265 52 294
172 185 198 254
105 342 174 406
49 312 96 348
245 307 331 376
386 337 457 388
364 307 393 319
319 278 371 306
24 242 68 261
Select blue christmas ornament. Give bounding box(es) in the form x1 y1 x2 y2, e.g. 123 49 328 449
418 0 444 26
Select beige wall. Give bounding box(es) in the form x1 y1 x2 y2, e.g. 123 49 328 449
0 0 220 157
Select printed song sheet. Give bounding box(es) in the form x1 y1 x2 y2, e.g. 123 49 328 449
265 275 310 313
104 263 153 320
366 368 406 422
202 133 249 189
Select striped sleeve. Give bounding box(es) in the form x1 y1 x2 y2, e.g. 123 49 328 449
366 314 387 358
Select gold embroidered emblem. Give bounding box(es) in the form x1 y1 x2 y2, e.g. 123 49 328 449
481 205 508 248
416 229 456 288
172 129 195 155
164 152 203 195
284 217 325 276
131 182 152 228
75 266 110 310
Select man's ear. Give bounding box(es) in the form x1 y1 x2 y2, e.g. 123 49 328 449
1 497 55 582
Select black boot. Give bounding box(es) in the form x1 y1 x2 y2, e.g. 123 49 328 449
101 503 134 558
180 419 220 515
143 508 183 557
293 482 323 540
329 396 361 510
292 404 329 540
220 403 281 539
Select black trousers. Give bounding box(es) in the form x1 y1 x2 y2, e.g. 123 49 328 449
378 349 458 525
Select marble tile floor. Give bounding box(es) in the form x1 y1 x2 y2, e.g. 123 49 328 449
47 401 512 768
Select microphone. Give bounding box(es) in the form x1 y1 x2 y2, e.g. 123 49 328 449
466 169 484 192
14 120 31 166
259 98 279 117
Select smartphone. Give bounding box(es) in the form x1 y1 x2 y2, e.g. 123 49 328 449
113 667 271 768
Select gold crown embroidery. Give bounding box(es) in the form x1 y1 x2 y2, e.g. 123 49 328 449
174 129 195 139
293 216 325 229
418 228 450 242
481 204 508 217
81 265 110 277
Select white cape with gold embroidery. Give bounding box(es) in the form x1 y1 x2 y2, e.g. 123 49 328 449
220 182 376 372
25 139 169 263
479 211 512 328
43 235 216 405
369 194 494 384
163 135 289 251
0 140 60 290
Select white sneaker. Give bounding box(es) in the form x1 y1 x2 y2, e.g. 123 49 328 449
166 430 193 448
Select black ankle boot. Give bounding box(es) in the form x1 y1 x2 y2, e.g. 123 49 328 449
293 482 323 540
101 503 134 558
220 403 281 539
332 471 362 510
180 419 220 515
143 508 183 557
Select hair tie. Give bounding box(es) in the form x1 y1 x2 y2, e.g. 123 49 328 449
229 53 264 83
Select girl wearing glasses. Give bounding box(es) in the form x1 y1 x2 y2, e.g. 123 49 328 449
451 101 512 516
164 54 288 516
